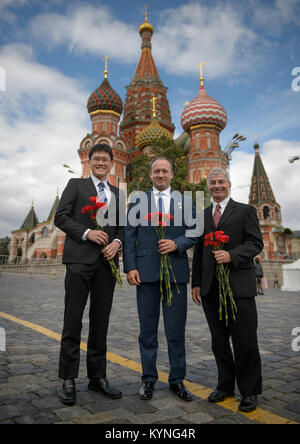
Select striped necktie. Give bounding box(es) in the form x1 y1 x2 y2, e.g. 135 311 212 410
213 203 222 227
97 182 108 205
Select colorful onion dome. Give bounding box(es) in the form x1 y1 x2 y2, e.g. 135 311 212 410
87 78 123 116
136 118 172 150
181 83 227 132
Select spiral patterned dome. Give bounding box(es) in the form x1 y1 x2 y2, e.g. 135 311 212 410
87 78 123 115
136 118 172 149
181 84 227 132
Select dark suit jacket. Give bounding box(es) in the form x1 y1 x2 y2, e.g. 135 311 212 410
54 178 124 265
123 190 199 283
192 199 263 298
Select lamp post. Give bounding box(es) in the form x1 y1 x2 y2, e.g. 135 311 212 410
289 156 300 164
62 164 81 176
224 133 247 161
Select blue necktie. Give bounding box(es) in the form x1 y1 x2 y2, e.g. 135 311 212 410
97 182 108 205
158 192 165 213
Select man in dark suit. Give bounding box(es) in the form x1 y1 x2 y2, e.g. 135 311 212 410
54 143 124 405
192 168 263 413
124 157 199 402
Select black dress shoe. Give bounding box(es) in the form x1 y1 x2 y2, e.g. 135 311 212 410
60 379 76 406
169 383 193 402
208 389 235 403
139 382 155 400
239 395 257 412
88 378 122 399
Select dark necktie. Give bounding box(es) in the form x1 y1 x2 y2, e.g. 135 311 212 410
158 192 165 213
97 182 108 205
213 203 222 227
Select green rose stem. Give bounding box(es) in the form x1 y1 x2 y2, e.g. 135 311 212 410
155 222 180 307
96 222 123 288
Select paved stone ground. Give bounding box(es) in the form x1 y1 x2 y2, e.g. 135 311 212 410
0 272 299 424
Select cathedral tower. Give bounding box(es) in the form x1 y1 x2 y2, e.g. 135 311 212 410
249 141 292 261
180 65 228 183
119 8 174 164
78 58 128 186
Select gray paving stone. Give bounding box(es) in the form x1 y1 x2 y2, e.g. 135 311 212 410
181 412 214 423
0 274 299 424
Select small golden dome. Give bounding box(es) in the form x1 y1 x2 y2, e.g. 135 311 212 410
136 118 172 150
138 5 154 35
139 21 154 35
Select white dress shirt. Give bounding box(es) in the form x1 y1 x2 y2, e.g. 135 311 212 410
212 196 230 217
153 186 171 214
91 175 112 205
82 176 122 248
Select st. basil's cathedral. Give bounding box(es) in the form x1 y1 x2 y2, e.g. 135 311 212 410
8 11 300 285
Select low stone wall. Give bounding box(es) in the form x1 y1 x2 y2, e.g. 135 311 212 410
261 260 293 289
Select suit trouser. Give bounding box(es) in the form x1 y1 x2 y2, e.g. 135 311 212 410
59 256 115 380
202 281 262 396
137 282 187 385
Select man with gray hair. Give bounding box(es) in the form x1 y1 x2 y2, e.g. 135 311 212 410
192 168 264 413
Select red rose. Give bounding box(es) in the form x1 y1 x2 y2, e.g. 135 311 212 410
81 205 93 214
215 231 225 236
95 202 106 209
89 196 98 204
162 213 174 221
222 235 229 243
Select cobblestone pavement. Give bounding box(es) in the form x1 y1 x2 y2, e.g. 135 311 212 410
0 272 299 424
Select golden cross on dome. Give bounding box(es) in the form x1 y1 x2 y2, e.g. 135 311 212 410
144 4 149 22
151 96 157 118
102 56 110 79
198 62 205 86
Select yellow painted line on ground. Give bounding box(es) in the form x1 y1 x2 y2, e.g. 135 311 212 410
0 311 297 425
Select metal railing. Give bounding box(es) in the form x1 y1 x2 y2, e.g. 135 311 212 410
0 255 65 277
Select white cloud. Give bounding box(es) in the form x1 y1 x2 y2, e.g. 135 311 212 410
230 139 300 230
153 2 259 79
0 0 27 12
27 2 262 81
0 43 89 236
29 4 139 62
250 0 300 35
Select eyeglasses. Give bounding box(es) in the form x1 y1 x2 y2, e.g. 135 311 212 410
91 157 111 164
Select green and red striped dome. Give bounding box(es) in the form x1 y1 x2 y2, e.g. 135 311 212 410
87 78 123 115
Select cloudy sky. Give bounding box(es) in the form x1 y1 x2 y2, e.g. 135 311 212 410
0 0 300 237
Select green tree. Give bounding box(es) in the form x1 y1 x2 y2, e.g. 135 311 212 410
127 136 211 208
0 237 10 255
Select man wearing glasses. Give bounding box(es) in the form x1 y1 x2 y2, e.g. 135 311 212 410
55 143 124 405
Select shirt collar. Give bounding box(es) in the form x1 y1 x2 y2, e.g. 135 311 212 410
153 186 171 196
212 196 230 209
91 175 108 188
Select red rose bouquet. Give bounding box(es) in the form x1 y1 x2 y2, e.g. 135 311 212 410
82 196 123 287
144 211 180 306
205 231 237 325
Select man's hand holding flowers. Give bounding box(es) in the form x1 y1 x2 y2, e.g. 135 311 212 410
213 250 231 264
159 239 177 255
